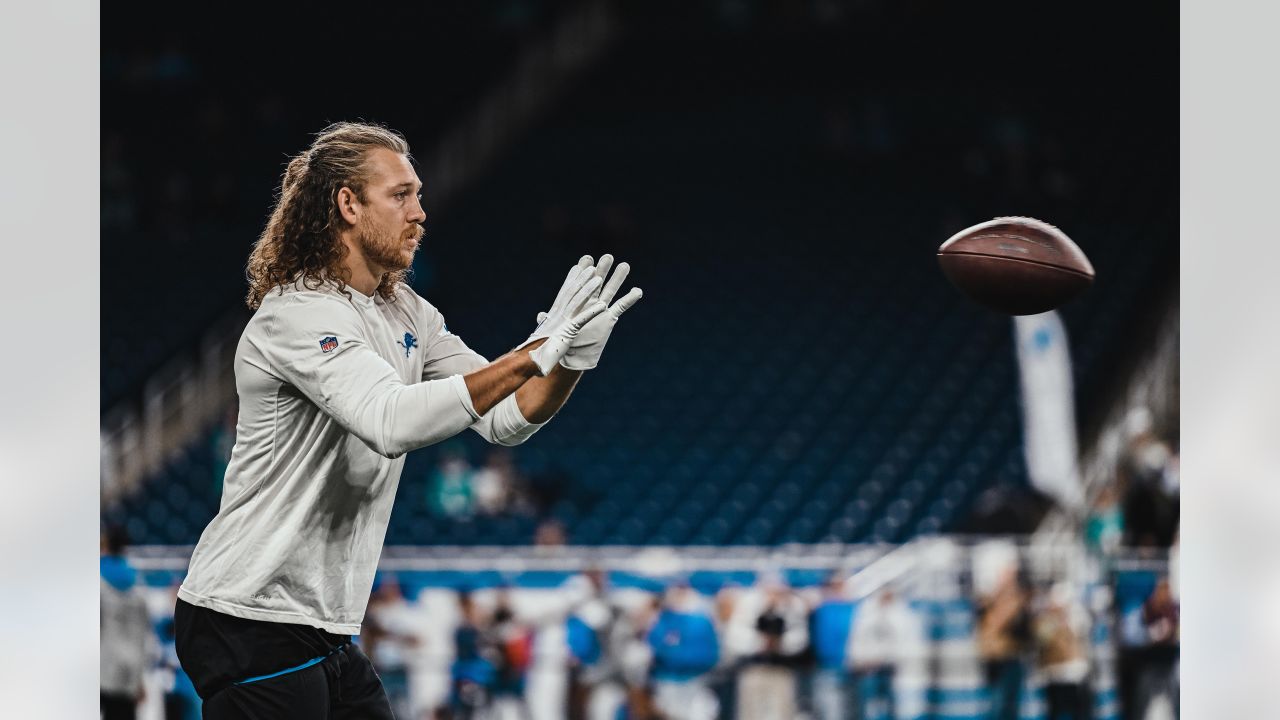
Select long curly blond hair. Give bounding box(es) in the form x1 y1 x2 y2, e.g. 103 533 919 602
246 122 412 309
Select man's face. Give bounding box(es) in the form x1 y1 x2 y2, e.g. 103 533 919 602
354 148 426 273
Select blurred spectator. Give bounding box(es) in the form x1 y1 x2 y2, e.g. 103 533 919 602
976 568 1032 720
708 587 740 719
101 525 152 720
848 587 917 720
363 576 421 719
491 589 536 718
1085 484 1125 556
1133 578 1180 718
471 449 505 517
473 447 529 516
616 596 662 720
429 445 477 519
808 572 856 720
447 587 538 719
647 583 721 720
728 574 809 720
566 569 631 720
450 591 498 718
535 518 568 549
1031 582 1092 720
1120 408 1179 548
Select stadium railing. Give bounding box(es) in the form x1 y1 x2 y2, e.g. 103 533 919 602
100 311 241 504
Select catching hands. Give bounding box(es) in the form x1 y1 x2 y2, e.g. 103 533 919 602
522 256 608 376
536 253 643 371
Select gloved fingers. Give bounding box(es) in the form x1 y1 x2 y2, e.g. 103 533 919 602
548 255 595 317
591 254 615 300
536 311 549 324
563 255 595 294
565 274 603 316
609 287 644 318
567 300 608 330
598 261 630 307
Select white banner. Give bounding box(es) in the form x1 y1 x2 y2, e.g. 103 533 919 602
1013 311 1085 511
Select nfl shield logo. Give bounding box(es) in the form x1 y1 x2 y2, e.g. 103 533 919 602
319 336 339 353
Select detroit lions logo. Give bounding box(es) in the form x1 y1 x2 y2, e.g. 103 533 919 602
397 331 418 358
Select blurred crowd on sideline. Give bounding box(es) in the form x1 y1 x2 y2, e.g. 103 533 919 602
104 535 1178 720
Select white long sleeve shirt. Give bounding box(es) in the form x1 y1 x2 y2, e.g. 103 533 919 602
179 280 543 634
847 596 923 669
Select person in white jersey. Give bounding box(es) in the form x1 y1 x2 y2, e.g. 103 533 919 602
174 121 642 719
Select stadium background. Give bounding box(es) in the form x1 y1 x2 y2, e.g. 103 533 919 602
99 2 1178 719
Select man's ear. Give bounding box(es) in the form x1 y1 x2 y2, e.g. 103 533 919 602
337 186 361 225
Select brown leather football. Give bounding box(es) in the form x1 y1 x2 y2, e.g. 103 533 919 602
938 217 1095 315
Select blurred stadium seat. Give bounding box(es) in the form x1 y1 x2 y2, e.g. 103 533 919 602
102 71 1172 544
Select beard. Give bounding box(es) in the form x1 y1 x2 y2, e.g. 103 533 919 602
357 214 423 273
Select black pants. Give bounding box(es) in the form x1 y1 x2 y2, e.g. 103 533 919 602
1044 681 1092 720
201 643 394 720
983 659 1024 720
101 693 137 720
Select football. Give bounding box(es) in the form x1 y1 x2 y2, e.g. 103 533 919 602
937 216 1095 315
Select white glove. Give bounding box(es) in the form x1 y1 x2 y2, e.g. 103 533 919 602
521 257 608 376
536 253 643 371
527 300 606 376
527 255 597 343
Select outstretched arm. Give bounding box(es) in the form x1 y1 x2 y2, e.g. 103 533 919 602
427 254 640 441
261 294 498 458
514 354 585 423
462 298 601 419
462 344 542 417
425 337 581 444
257 270 602 458
459 338 585 422
423 261 604 444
